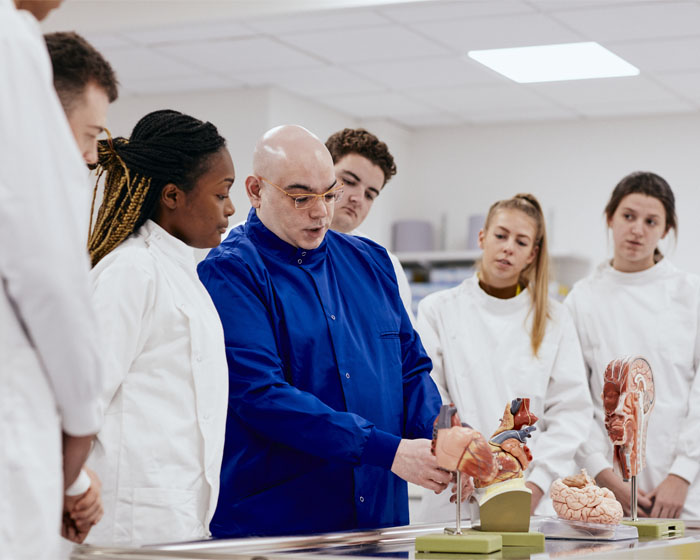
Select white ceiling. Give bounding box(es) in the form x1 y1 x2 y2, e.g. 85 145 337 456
43 0 700 128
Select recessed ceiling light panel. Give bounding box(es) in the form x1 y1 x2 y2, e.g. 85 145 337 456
468 42 639 83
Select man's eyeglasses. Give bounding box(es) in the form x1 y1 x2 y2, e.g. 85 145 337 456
259 176 344 210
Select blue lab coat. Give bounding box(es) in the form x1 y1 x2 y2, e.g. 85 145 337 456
198 209 441 537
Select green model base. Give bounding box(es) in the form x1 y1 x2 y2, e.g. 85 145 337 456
466 529 545 549
416 546 538 560
621 518 685 538
414 532 502 554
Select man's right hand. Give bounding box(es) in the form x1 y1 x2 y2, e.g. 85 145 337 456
390 439 452 493
596 468 652 516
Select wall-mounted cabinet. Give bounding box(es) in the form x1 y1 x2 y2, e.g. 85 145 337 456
396 250 591 315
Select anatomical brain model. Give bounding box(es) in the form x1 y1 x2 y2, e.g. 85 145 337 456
602 356 655 480
432 399 538 487
550 469 623 525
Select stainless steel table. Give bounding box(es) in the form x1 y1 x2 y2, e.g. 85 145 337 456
70 519 700 560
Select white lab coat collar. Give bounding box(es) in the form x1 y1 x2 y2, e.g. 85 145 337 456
465 273 530 315
141 220 197 268
597 257 670 285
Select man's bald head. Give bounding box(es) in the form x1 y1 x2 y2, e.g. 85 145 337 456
253 125 334 184
246 125 339 250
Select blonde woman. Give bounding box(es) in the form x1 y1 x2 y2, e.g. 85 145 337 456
415 194 592 522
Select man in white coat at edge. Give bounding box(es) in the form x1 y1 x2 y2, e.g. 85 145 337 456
325 128 415 322
0 1 105 559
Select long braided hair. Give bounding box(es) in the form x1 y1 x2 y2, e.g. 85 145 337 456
88 109 226 266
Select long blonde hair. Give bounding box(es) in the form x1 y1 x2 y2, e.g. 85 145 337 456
482 193 550 356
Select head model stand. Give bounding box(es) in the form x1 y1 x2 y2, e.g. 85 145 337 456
602 357 683 537
415 401 543 555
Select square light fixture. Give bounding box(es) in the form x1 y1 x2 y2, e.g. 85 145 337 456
468 42 639 83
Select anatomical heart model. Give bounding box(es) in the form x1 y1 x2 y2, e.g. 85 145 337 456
432 399 538 532
474 398 538 488
432 404 497 482
602 357 655 481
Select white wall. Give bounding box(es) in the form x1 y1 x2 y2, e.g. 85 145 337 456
404 114 700 276
105 86 412 246
106 88 700 275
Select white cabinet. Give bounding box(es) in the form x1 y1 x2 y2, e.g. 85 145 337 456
396 250 591 314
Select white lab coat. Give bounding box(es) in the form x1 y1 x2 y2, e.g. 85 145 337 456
413 274 593 523
86 220 228 546
0 3 104 559
565 259 700 518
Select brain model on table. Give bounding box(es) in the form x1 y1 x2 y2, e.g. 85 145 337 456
550 469 623 525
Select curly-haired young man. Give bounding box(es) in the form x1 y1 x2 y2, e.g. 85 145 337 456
326 128 413 319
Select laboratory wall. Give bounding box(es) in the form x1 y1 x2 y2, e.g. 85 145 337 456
107 88 700 275
403 114 700 276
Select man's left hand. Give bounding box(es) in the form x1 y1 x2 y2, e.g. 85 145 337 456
449 472 474 503
648 474 689 519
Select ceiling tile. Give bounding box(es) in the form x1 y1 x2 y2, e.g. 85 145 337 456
553 2 700 42
245 8 391 33
576 98 696 118
347 55 505 90
156 37 324 74
122 21 253 45
394 112 466 128
378 0 534 22
414 13 582 53
607 37 700 74
82 33 133 50
527 0 647 12
279 25 450 63
410 84 554 114
654 71 700 105
101 46 202 82
244 66 384 97
319 91 438 118
123 74 241 95
528 75 682 105
466 105 579 123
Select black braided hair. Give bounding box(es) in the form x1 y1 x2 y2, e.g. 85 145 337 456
88 109 226 266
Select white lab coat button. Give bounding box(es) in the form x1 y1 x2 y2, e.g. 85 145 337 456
196 354 202 362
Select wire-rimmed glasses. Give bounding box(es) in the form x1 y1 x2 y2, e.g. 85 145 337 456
259 176 344 209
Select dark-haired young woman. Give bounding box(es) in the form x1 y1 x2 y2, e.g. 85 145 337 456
85 110 235 546
565 171 700 520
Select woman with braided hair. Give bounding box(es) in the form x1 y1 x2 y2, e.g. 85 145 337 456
85 109 235 546
414 193 592 523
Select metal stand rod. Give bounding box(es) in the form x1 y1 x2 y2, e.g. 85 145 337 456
631 475 638 521
455 471 462 535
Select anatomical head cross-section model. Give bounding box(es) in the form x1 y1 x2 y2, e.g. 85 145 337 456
602 356 655 481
